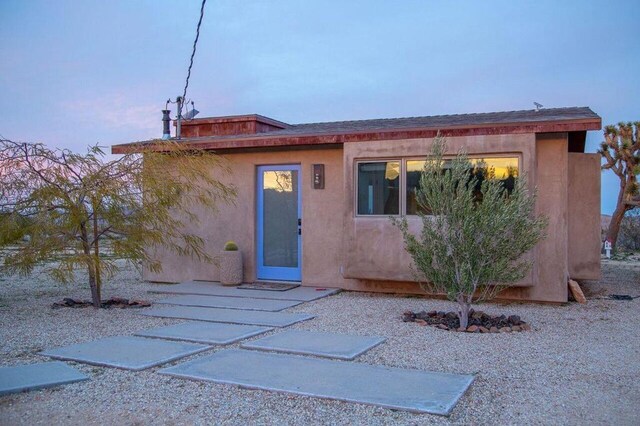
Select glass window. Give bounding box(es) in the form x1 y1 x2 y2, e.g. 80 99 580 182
262 170 298 267
357 161 400 215
405 160 447 215
405 157 519 215
469 157 519 202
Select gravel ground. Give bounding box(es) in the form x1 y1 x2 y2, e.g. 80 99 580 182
1 260 639 425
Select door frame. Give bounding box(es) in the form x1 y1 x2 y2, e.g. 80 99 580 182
256 164 302 282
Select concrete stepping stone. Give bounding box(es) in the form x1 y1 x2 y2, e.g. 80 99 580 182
151 281 339 302
159 349 474 416
0 361 89 396
140 305 314 327
40 336 210 371
242 330 386 360
156 294 302 312
135 322 272 345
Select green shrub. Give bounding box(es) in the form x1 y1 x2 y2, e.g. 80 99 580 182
392 136 547 329
223 240 238 251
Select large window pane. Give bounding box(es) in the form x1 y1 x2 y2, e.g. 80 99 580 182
406 160 433 215
357 161 400 215
469 158 519 202
262 170 298 267
405 157 519 215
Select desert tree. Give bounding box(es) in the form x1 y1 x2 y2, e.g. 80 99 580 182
0 138 235 307
393 136 547 329
598 122 640 249
618 209 640 251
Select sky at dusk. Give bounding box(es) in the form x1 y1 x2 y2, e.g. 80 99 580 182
1 0 638 214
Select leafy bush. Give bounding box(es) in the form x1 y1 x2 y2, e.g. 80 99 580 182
392 136 547 329
223 240 239 251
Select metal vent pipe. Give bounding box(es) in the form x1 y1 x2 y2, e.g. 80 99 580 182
162 109 171 140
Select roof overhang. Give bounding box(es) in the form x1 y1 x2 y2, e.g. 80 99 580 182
112 112 601 154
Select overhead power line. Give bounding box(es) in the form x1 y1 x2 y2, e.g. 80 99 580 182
181 0 207 105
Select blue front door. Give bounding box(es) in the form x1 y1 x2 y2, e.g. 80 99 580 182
256 165 302 281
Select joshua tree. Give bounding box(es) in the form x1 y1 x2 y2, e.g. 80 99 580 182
598 122 640 249
0 138 235 307
393 136 547 329
618 209 640 251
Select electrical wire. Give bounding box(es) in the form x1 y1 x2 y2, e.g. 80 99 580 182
181 0 207 107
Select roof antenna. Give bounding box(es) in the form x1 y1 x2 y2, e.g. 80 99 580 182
534 102 543 111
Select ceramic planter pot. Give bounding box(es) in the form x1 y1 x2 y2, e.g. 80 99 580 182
219 250 243 286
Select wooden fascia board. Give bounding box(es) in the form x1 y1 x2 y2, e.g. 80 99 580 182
112 118 601 154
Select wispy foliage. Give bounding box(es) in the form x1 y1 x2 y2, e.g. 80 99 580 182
0 138 236 307
392 136 547 328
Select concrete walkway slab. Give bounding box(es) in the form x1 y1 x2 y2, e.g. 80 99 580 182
242 330 386 360
151 281 339 302
0 361 89 396
159 349 474 416
135 322 272 345
140 305 314 327
40 336 210 371
156 294 302 312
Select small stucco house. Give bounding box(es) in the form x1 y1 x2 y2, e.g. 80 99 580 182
112 106 602 303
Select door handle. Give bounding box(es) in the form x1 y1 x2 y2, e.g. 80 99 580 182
298 218 302 235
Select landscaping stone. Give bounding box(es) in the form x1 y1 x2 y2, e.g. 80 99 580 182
403 309 530 332
51 297 151 309
135 322 272 345
158 349 474 416
0 361 89 396
40 336 210 370
155 294 302 312
241 330 386 360
140 305 314 327
150 280 340 302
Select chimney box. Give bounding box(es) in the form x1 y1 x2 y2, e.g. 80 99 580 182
175 114 290 138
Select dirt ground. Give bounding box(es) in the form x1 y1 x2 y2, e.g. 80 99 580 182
0 260 638 425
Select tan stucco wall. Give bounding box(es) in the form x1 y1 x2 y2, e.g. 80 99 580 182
341 134 536 287
567 152 602 280
143 148 359 288
500 133 569 302
145 132 598 303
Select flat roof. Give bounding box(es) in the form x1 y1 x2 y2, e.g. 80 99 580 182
112 106 601 154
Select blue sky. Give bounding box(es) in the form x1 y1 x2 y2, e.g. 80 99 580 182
1 0 638 214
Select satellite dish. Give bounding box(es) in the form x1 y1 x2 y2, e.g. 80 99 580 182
183 108 200 120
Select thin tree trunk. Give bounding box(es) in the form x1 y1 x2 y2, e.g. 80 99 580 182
81 222 101 308
456 294 470 329
88 268 101 308
607 182 630 249
92 204 102 305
